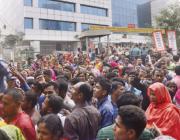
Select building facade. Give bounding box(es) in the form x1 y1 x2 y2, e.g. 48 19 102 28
137 2 151 28
0 0 112 55
112 0 149 27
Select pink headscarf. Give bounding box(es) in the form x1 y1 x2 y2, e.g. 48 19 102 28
175 89 180 105
110 61 118 68
50 69 56 81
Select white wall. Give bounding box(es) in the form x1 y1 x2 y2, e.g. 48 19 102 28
0 0 24 35
0 0 112 41
23 0 112 41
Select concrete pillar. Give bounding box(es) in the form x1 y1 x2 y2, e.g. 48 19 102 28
76 3 81 32
34 18 39 30
76 22 81 32
33 0 38 8
76 3 80 13
30 41 40 56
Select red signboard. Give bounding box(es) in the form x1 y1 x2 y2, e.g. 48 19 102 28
128 24 136 28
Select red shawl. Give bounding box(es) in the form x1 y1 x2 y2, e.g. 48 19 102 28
146 83 180 140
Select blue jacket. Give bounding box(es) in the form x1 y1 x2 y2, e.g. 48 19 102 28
97 96 114 128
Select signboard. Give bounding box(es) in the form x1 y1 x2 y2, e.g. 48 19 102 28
167 30 177 55
90 26 165 34
128 24 136 28
153 31 166 51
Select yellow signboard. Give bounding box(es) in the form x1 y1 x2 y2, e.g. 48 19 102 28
90 26 165 34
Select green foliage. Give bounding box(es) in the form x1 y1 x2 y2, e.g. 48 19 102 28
3 32 24 48
155 3 180 48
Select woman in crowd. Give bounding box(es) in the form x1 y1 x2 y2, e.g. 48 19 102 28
146 82 180 140
166 81 177 101
37 114 65 140
175 89 180 108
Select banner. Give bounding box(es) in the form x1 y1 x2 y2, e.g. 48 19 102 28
167 31 177 55
153 31 166 51
90 26 165 34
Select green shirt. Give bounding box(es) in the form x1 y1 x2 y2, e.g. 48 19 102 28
97 124 114 140
97 125 156 140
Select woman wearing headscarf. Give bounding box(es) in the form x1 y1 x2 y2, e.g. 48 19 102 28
175 89 180 108
146 82 180 140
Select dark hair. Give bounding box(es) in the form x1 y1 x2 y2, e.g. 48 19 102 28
105 72 118 80
26 79 35 87
118 105 146 138
4 88 23 103
175 65 180 75
87 73 95 78
79 83 93 102
95 77 111 94
44 81 58 91
76 72 86 78
152 68 164 76
64 65 73 72
56 79 68 97
111 81 125 94
166 81 177 88
34 70 43 79
173 55 179 62
47 95 63 114
127 71 137 76
56 74 69 82
111 78 125 86
24 91 38 108
70 77 81 85
38 114 63 138
116 93 141 108
33 82 45 94
43 69 52 77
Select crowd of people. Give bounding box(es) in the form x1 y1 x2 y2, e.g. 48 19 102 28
0 44 180 140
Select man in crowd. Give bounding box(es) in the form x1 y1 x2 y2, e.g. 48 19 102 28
64 82 101 140
94 77 114 128
1 88 36 140
0 43 179 140
114 105 146 140
22 91 41 125
97 93 142 140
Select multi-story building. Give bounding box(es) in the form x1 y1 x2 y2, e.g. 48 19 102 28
0 0 112 54
112 0 149 27
137 1 151 28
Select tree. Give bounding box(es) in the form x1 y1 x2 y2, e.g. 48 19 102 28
0 32 24 60
4 32 24 48
155 2 180 49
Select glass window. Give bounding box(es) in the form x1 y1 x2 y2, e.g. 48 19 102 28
24 0 32 6
62 2 75 12
39 0 75 12
61 21 75 31
39 19 48 29
81 24 90 31
80 5 108 17
39 19 76 31
24 18 33 29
